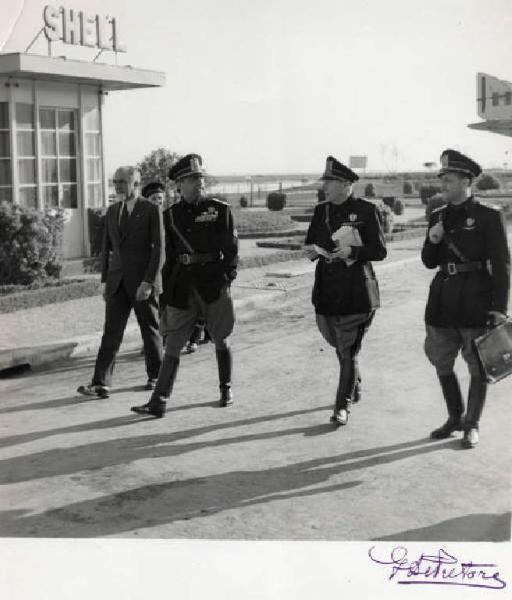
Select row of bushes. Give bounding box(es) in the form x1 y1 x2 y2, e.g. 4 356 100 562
0 202 64 286
0 278 101 314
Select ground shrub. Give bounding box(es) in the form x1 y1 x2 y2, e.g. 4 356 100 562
0 202 64 285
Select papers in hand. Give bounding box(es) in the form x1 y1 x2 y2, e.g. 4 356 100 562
305 225 362 266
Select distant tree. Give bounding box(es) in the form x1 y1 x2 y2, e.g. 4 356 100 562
137 147 179 188
364 183 376 198
475 173 501 192
393 198 405 215
137 147 217 191
403 181 413 194
266 191 287 211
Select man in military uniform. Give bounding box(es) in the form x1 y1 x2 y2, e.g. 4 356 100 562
305 156 387 426
142 181 165 208
422 149 510 448
131 153 238 418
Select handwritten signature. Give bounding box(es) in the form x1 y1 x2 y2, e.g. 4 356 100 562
368 546 507 590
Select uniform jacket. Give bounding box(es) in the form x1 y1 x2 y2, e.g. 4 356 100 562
305 196 387 315
160 197 239 308
100 198 164 298
422 197 510 327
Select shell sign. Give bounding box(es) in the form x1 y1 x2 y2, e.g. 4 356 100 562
43 4 127 52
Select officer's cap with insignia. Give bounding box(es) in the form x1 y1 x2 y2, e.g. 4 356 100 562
438 149 482 179
320 155 359 183
168 153 206 182
141 181 165 198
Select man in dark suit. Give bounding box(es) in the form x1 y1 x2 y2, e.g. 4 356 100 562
77 166 163 398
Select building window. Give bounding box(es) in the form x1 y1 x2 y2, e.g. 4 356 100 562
39 107 78 209
492 92 499 106
84 106 103 208
505 92 512 106
16 103 37 208
0 102 11 201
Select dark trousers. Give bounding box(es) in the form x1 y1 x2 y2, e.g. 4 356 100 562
92 281 162 387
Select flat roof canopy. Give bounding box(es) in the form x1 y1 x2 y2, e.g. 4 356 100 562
0 52 165 91
468 119 512 138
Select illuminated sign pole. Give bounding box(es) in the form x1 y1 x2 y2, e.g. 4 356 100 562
42 5 127 59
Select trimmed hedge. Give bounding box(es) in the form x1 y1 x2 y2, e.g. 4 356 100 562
232 208 294 233
0 278 101 314
266 192 287 211
0 202 64 285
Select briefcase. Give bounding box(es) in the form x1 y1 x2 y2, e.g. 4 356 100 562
474 320 512 384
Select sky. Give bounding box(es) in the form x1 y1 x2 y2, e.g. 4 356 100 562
1 0 512 175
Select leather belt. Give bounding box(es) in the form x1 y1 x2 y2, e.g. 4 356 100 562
178 252 220 265
440 261 484 276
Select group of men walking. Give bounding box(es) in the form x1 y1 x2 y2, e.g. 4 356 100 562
77 149 510 449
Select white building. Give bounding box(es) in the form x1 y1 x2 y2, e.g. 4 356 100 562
0 6 165 258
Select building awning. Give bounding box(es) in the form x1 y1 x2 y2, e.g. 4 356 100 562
0 52 165 91
468 119 512 138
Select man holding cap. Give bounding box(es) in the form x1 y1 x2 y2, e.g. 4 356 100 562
305 156 386 427
131 153 238 418
422 149 510 448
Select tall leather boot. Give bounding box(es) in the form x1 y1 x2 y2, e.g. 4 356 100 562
216 347 233 407
130 355 180 418
462 376 487 449
330 357 355 426
430 373 464 439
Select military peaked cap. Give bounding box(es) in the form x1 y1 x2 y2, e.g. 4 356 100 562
438 149 482 179
168 153 205 181
141 181 165 198
321 156 359 182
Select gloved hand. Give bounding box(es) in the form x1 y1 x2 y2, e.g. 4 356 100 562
428 221 444 244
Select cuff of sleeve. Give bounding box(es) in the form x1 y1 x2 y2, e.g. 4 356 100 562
349 246 361 260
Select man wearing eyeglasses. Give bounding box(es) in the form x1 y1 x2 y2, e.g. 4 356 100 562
77 165 164 399
131 153 238 418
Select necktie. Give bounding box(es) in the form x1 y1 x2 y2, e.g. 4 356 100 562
119 202 129 236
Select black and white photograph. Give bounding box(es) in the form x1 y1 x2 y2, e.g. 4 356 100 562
0 0 510 598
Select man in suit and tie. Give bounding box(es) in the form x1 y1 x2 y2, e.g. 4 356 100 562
77 166 163 398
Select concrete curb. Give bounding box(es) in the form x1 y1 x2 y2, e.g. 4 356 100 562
0 255 425 372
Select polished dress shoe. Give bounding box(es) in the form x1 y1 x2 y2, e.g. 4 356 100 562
219 386 233 407
77 384 110 399
185 342 198 354
430 418 463 439
330 409 348 426
131 399 166 418
462 428 479 449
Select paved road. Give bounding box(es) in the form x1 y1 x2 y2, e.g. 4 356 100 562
0 253 510 541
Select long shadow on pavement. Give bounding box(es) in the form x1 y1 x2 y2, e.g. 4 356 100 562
0 406 329 450
374 512 511 542
0 438 458 538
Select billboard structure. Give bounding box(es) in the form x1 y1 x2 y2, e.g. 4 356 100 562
468 73 512 138
349 155 368 170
